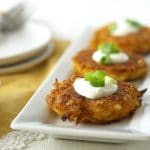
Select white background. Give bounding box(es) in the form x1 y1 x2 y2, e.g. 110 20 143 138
31 0 150 40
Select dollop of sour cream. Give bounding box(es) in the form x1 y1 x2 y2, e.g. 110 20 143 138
73 76 118 99
111 20 138 36
92 50 129 64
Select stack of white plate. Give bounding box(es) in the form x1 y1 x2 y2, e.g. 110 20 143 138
0 20 53 74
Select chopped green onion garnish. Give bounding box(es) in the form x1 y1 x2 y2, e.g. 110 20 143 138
100 55 111 65
98 42 120 54
126 19 142 29
90 78 104 87
108 23 117 33
84 72 93 81
84 70 106 87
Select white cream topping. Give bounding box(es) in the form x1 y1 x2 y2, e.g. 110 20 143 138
111 20 138 36
73 76 118 99
92 50 129 64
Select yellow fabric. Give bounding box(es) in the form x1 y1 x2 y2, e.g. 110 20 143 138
0 40 69 137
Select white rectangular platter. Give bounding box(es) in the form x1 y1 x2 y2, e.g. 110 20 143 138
11 28 150 143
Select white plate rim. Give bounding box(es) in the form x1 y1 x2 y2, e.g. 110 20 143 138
0 44 53 74
0 19 52 66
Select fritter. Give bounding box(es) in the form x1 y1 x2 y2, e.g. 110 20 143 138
46 75 145 124
73 49 147 81
89 25 150 54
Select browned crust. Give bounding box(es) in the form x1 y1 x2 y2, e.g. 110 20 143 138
89 25 150 54
72 49 147 81
46 75 143 124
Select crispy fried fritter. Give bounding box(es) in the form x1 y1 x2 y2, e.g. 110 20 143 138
72 49 147 81
46 75 144 124
89 25 150 54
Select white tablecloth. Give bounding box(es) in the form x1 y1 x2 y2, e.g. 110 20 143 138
0 131 150 150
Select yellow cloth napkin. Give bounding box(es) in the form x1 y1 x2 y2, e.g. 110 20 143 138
0 40 69 137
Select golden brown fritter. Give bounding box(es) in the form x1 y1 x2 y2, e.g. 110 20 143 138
73 49 147 81
89 25 150 54
46 75 145 124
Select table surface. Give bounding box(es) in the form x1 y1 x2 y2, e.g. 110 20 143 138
0 40 69 137
1 130 150 150
27 137 150 150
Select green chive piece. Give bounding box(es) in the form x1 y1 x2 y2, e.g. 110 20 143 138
100 55 111 65
126 19 142 29
108 23 117 33
84 72 93 81
98 42 120 54
84 70 106 87
90 78 104 87
93 70 106 79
